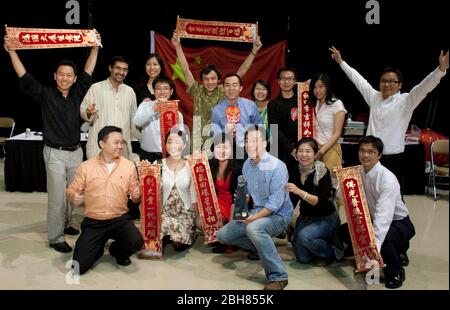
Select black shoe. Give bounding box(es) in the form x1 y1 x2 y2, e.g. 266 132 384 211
399 253 409 267
212 244 227 254
385 270 405 289
247 251 260 260
49 241 72 253
64 226 80 235
115 257 132 266
315 255 335 267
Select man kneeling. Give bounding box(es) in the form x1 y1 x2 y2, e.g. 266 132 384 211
66 126 143 274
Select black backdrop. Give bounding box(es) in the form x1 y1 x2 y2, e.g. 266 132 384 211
1 0 448 137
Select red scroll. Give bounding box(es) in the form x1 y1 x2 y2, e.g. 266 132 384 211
176 16 258 43
187 152 223 244
139 162 163 259
155 100 180 157
336 166 384 272
297 82 316 141
5 26 101 50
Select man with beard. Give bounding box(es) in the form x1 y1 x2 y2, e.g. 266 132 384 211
81 56 140 160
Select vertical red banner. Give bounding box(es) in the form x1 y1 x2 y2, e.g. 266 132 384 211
336 166 384 272
297 82 316 141
139 162 163 259
187 152 223 244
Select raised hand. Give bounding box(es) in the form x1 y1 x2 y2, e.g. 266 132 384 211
329 46 343 64
3 35 15 53
93 28 102 48
252 36 262 54
171 30 181 47
439 50 449 72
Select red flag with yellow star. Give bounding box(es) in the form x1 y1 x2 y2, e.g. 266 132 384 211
154 32 287 130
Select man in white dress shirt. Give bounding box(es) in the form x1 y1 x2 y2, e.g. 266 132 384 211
133 77 184 163
329 46 448 194
357 135 415 288
80 56 139 160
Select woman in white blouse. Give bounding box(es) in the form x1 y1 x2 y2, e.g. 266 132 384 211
308 72 347 172
158 130 198 252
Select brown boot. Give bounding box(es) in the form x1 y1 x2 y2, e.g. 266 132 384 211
263 280 288 290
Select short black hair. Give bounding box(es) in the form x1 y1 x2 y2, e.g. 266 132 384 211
295 137 319 154
200 64 221 81
55 59 78 76
152 76 175 90
359 135 384 155
223 73 243 86
380 67 403 83
277 66 298 80
98 126 122 148
109 55 129 68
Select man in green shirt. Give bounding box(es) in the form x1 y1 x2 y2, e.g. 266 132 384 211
171 31 262 150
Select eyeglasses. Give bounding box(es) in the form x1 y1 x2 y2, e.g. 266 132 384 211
380 79 399 85
113 66 129 72
279 77 295 82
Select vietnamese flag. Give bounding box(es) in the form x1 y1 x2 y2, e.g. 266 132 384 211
154 31 287 130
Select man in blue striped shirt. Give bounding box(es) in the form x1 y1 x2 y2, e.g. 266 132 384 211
217 125 293 290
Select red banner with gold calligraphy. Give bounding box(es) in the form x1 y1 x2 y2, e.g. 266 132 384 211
5 26 101 50
176 17 258 43
139 162 163 259
156 100 180 157
187 152 223 244
336 166 384 272
297 82 316 141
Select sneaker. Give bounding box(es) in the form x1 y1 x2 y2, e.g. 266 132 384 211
49 241 72 253
263 280 288 290
63 227 80 235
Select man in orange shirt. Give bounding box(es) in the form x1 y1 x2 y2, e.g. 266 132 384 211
66 126 143 274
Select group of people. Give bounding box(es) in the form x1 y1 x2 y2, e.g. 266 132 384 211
3 29 448 290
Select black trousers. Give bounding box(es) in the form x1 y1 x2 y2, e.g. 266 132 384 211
380 216 415 278
72 214 143 275
338 216 415 278
381 153 405 196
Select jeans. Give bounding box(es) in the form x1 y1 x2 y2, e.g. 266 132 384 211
293 212 339 264
217 213 289 281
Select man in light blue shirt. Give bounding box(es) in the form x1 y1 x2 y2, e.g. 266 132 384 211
216 125 293 290
210 74 262 153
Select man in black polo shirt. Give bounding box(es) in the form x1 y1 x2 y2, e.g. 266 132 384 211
267 66 299 163
3 32 101 253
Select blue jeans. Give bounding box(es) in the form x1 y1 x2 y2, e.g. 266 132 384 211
293 212 338 264
217 213 289 281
